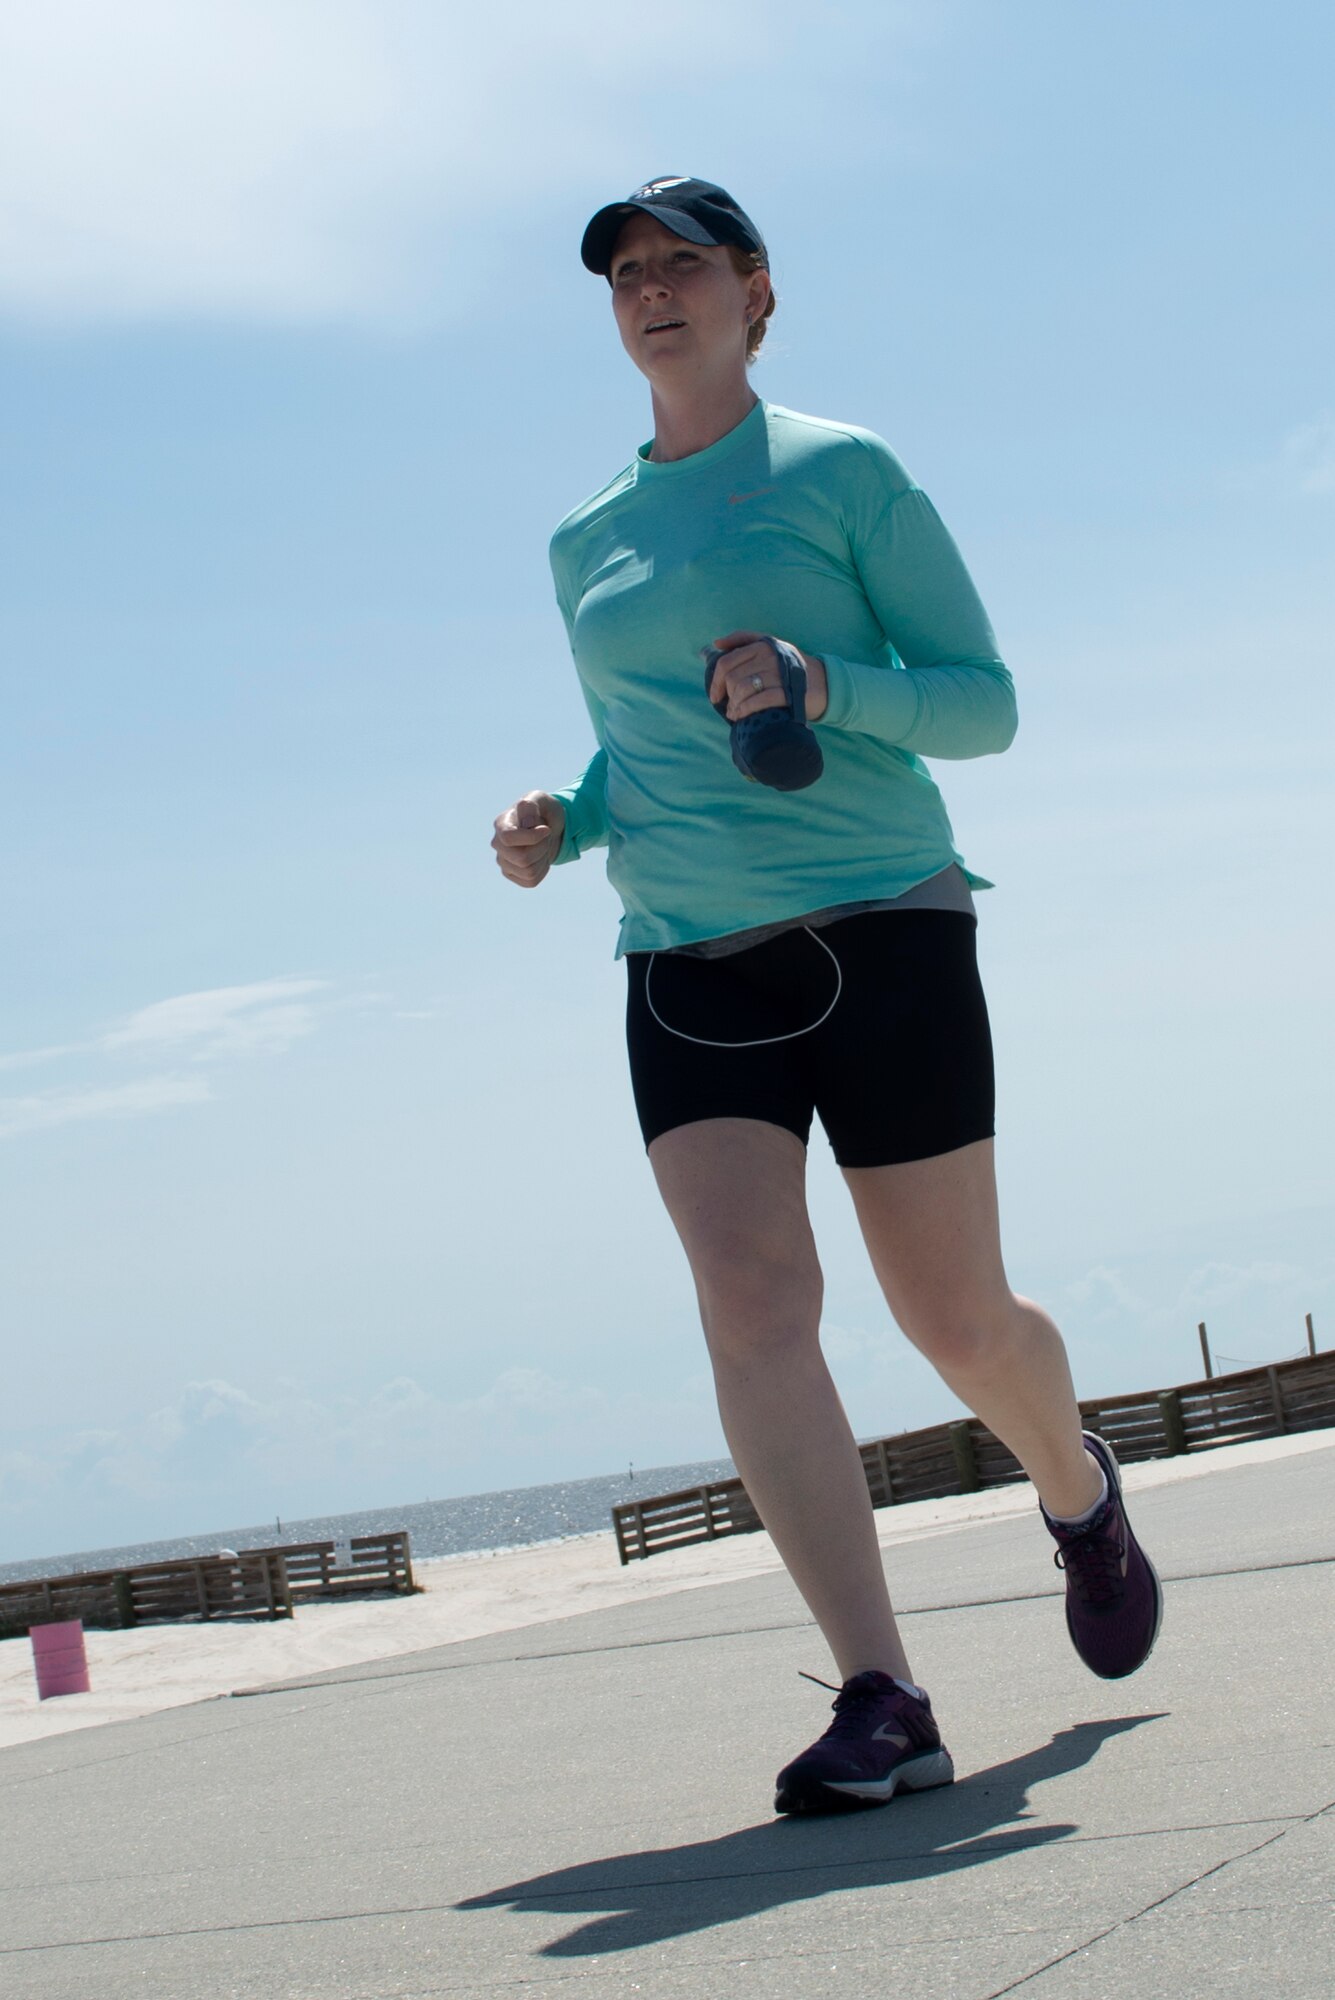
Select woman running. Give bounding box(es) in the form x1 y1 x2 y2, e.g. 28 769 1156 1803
492 177 1162 1816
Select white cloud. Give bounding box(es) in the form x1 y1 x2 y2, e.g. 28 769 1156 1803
1 976 327 1073
1063 1264 1154 1325
0 1366 723 1543
0 1432 119 1525
0 2 761 327
1059 1260 1297 1343
1054 1252 1323 1383
1177 1260 1303 1315
0 1041 88 1073
0 2 928 329
1282 416 1335 495
0 977 329 1137
0 1075 212 1141
468 1367 605 1418
820 1320 888 1364
102 977 326 1060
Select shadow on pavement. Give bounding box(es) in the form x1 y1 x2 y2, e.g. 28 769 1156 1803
460 1712 1165 1958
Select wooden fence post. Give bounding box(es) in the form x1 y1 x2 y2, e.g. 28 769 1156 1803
950 1421 980 1493
112 1573 136 1628
1266 1366 1287 1434
1307 1313 1317 1358
876 1439 896 1506
268 1552 293 1619
1158 1389 1188 1456
1198 1321 1214 1379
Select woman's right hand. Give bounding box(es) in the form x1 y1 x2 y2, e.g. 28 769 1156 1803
491 791 566 888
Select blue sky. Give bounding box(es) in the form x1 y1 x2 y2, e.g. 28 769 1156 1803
2 1 1332 1562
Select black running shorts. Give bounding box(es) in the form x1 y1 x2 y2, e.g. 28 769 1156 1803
624 910 995 1168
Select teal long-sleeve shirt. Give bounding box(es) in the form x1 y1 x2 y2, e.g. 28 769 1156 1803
548 399 1016 957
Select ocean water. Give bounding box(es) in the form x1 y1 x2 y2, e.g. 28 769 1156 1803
0 1455 738 1586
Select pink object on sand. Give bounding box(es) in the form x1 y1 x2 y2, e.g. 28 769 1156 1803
31 1618 91 1699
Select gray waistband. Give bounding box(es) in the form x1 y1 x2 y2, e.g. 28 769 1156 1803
662 864 976 959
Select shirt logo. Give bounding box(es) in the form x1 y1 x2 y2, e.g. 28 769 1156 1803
727 486 776 505
635 177 690 197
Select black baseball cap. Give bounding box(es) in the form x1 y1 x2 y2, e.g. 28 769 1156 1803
581 177 768 278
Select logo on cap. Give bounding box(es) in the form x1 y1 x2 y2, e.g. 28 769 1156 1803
635 177 690 197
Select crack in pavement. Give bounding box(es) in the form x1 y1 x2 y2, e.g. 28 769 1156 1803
0 1809 1319 1959
979 1794 1335 1997
0 1698 322 1792
223 1552 1335 1700
5 1559 1326 1739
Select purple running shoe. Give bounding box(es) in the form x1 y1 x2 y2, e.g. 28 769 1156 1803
1043 1431 1164 1680
774 1671 955 1816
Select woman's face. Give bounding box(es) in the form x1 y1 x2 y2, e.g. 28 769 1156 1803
609 214 763 383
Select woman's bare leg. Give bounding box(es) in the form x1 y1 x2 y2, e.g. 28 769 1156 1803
843 1139 1102 1519
649 1116 914 1685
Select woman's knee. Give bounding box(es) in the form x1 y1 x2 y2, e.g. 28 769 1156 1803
693 1249 824 1365
899 1291 1049 1381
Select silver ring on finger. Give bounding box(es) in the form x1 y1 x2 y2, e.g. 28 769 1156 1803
750 673 764 691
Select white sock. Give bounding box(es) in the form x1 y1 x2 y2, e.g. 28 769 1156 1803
1049 1463 1109 1530
894 1677 928 1702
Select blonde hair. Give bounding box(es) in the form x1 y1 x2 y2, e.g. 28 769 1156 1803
728 244 775 364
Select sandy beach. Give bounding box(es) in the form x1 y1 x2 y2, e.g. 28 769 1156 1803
3 1427 1331 1751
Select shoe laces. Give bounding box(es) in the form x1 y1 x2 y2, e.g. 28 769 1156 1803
799 1669 908 1740
1051 1506 1126 1605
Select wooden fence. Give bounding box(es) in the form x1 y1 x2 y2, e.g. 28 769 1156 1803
0 1530 414 1639
276 1532 415 1602
611 1348 1335 1563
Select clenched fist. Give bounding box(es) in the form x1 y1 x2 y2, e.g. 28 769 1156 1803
492 791 566 888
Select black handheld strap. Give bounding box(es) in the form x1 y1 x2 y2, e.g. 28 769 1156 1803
705 635 809 721
702 635 825 792
768 637 809 727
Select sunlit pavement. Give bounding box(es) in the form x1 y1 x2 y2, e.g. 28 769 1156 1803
2 1442 1332 1999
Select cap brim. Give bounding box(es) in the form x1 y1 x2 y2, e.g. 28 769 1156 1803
580 200 727 276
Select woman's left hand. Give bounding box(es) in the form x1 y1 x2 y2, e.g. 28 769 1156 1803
707 630 829 724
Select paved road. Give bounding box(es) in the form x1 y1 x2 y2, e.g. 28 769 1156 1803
2 1444 1332 1998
